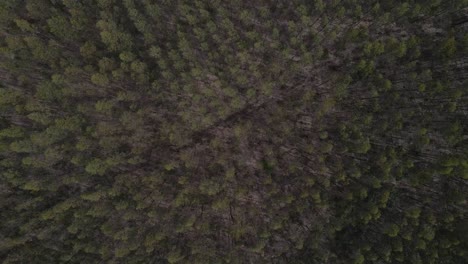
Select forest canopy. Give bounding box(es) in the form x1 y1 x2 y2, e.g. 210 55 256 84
0 0 467 263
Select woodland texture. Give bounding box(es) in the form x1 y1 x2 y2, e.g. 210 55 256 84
0 0 467 263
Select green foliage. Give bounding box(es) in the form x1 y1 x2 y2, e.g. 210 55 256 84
167 249 185 263
80 41 97 58
406 207 421 219
199 180 221 196
91 73 109 86
439 37 457 59
85 159 108 175
48 15 73 40
81 191 103 201
385 224 400 237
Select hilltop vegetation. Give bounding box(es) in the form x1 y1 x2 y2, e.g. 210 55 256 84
0 0 467 263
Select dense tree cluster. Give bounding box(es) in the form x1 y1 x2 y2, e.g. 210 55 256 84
0 0 467 263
